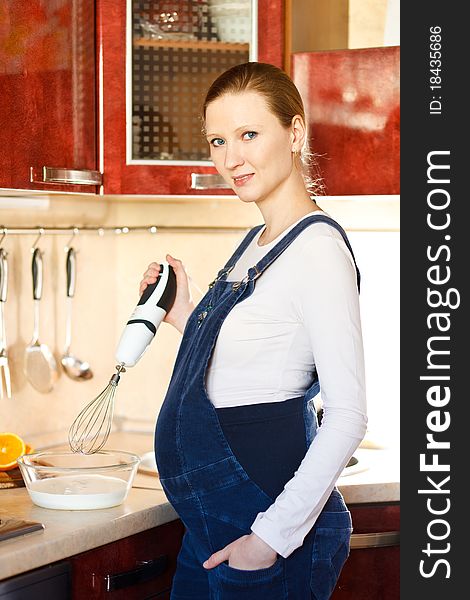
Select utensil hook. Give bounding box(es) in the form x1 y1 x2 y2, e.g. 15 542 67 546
31 228 45 252
0 227 7 246
64 227 79 252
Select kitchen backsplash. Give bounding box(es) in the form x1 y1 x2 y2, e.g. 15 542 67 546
0 193 398 444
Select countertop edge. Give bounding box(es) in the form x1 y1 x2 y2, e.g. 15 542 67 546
339 481 400 504
0 490 178 582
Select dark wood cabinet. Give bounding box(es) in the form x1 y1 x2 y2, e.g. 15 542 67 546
0 0 99 193
333 503 400 599
0 561 71 598
70 519 185 599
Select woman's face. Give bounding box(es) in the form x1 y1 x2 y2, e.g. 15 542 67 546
204 91 295 204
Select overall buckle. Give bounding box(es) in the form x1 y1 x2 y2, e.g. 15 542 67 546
232 265 262 291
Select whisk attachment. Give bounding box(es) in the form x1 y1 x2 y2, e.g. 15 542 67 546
68 261 176 454
68 364 126 454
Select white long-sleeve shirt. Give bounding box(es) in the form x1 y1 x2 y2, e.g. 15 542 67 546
205 210 367 558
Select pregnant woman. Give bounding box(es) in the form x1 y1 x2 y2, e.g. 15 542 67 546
140 62 367 599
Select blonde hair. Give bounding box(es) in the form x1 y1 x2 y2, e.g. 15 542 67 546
202 62 324 196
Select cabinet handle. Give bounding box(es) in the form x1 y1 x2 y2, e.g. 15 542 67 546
103 555 168 592
350 531 400 549
30 167 102 186
190 173 230 189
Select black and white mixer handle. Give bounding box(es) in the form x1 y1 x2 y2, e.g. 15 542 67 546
116 262 177 367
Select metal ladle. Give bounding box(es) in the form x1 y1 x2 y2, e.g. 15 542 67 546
61 247 93 381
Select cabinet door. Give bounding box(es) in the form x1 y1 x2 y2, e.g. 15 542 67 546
99 0 284 195
0 561 71 598
291 46 400 196
0 0 98 193
70 519 185 599
332 503 400 599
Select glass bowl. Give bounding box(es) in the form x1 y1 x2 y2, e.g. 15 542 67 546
17 450 141 511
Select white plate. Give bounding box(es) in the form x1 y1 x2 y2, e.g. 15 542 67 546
138 451 159 476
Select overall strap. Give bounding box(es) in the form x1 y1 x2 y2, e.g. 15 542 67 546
247 215 361 293
216 225 265 278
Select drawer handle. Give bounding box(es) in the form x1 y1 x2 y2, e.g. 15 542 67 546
190 173 230 189
103 555 168 592
350 531 400 549
30 167 102 186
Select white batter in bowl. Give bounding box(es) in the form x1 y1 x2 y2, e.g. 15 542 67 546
17 450 140 510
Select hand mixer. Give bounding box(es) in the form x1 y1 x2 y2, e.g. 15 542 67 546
68 262 177 454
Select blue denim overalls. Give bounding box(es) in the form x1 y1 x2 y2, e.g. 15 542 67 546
155 214 361 599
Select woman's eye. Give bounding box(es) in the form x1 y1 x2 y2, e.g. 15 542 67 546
210 138 224 147
243 131 257 140
209 132 256 146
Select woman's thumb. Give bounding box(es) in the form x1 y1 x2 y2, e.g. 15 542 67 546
166 254 183 275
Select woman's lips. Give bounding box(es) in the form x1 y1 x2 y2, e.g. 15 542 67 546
233 173 254 187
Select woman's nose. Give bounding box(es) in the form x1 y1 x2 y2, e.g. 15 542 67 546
223 144 244 170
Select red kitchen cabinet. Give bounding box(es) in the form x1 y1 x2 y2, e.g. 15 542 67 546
0 0 100 193
291 46 400 196
70 519 185 599
1 1 286 197
333 502 400 599
98 0 286 195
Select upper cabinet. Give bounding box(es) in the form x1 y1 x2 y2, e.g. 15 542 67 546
1 2 399 198
288 1 400 196
0 0 284 196
0 0 100 193
99 0 285 195
292 46 400 196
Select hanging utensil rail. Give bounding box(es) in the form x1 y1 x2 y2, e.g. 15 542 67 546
0 225 250 237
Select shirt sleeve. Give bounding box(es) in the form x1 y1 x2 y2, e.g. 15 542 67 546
250 232 368 558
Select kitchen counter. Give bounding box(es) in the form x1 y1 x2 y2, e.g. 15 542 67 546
0 432 399 581
337 445 400 504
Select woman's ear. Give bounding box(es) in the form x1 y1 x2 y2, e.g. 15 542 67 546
291 114 307 149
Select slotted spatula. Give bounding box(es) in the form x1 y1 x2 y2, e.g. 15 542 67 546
24 249 59 393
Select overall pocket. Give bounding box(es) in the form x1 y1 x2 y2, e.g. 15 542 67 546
216 557 286 599
309 508 353 600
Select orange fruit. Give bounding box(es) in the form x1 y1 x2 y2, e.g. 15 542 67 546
24 443 34 454
0 433 27 471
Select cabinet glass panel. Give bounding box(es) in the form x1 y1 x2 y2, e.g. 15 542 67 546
130 0 256 163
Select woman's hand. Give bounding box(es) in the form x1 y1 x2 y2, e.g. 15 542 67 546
139 254 195 334
203 533 278 571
